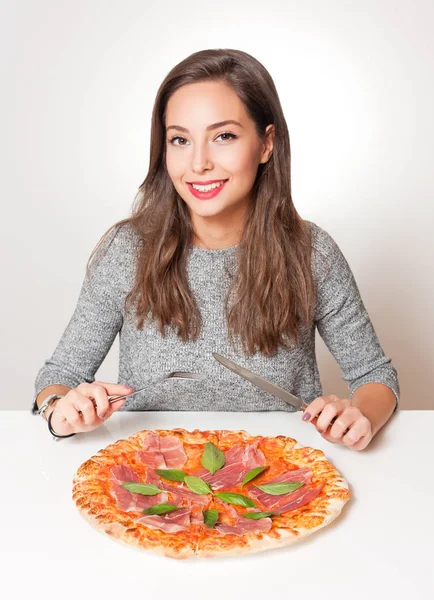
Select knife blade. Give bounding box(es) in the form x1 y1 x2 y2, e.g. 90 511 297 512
212 352 308 411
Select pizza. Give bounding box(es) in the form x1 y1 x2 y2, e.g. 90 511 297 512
72 428 350 559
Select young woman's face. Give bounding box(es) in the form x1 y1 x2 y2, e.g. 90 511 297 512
165 80 273 228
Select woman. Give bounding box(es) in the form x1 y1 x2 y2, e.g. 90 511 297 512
32 48 399 450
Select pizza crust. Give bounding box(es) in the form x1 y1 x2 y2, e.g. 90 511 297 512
72 428 350 558
77 506 196 559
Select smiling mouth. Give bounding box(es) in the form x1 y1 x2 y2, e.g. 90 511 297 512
186 179 229 200
188 179 228 192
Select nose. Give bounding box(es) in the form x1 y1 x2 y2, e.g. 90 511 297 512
191 141 213 174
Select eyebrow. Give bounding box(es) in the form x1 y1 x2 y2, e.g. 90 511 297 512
166 120 243 133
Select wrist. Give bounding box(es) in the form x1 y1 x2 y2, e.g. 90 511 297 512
43 400 59 421
31 385 72 415
34 394 64 420
351 383 396 436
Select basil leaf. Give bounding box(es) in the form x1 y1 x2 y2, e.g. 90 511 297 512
184 476 213 495
155 469 187 482
255 482 305 495
240 511 274 519
214 492 257 508
142 504 180 515
203 509 219 529
241 466 269 488
121 482 164 496
201 441 226 475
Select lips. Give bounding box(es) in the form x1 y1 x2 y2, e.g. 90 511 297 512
187 179 229 200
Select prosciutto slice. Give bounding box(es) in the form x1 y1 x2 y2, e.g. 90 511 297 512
247 466 313 507
274 484 323 513
145 467 209 507
111 465 140 486
214 504 272 536
192 442 267 490
247 467 322 513
109 464 168 512
136 507 192 533
136 432 188 469
161 483 209 507
215 516 272 536
144 469 208 523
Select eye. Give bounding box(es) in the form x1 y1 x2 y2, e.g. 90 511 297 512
215 133 237 142
168 136 188 146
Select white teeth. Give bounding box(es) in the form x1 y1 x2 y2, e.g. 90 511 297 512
191 180 226 192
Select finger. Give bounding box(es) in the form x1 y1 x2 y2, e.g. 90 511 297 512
302 396 328 421
316 399 351 433
77 383 110 419
92 381 134 396
342 418 372 447
347 435 371 451
328 408 359 440
316 428 338 444
302 395 342 422
103 396 127 419
49 408 75 436
56 395 84 430
75 394 99 426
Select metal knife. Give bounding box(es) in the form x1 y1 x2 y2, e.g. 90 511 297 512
212 352 309 411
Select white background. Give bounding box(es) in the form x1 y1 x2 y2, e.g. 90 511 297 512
1 0 433 410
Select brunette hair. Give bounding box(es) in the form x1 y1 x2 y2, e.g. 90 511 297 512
87 48 315 356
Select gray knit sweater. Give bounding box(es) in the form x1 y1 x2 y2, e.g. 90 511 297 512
33 222 399 412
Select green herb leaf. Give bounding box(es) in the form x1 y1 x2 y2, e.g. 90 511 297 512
203 509 219 529
155 469 187 482
240 511 275 519
121 482 164 496
184 476 213 495
254 481 305 495
214 492 257 508
142 504 180 515
201 441 226 475
241 466 269 488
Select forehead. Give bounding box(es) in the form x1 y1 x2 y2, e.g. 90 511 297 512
165 80 248 128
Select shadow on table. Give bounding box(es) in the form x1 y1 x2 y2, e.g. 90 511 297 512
68 412 161 444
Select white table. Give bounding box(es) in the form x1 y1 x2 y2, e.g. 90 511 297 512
1 410 433 600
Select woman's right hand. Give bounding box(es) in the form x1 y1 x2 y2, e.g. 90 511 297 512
48 381 134 436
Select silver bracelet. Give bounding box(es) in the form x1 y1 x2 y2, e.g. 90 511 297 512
34 394 64 418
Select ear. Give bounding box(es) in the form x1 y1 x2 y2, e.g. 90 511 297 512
259 124 275 164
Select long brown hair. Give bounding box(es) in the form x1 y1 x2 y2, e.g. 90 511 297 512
87 49 315 357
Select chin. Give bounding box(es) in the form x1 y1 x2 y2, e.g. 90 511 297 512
191 206 225 219
182 196 225 216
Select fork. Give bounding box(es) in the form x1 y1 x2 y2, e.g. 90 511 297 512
108 371 206 404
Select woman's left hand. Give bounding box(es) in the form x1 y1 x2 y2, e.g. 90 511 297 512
302 395 373 451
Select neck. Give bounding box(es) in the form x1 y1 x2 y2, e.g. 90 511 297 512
190 207 247 250
191 229 241 250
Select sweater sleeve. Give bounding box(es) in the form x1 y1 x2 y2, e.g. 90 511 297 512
33 223 137 401
311 223 400 410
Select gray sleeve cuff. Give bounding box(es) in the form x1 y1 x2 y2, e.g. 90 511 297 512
31 373 89 413
349 370 400 412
